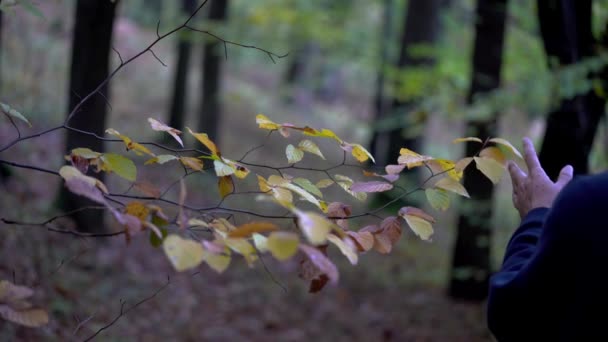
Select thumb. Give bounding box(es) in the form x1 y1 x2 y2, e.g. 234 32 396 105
555 165 574 187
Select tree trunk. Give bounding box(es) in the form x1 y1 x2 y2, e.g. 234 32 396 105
537 0 605 180
370 0 443 166
61 0 118 232
449 0 508 301
167 0 197 133
369 0 394 163
197 0 228 141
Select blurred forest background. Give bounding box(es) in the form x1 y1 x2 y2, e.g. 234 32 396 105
1 0 607 340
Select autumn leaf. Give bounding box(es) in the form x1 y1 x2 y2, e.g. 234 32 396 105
452 137 482 144
125 201 150 221
434 177 469 198
227 222 279 238
398 207 435 241
286 144 304 164
256 113 281 130
346 231 374 252
474 156 504 184
70 148 101 159
385 164 406 175
59 166 108 204
0 306 48 327
425 188 450 211
455 157 474 172
0 102 31 127
163 235 205 272
350 181 393 193
293 178 323 198
380 216 402 245
267 232 300 261
148 118 183 147
144 154 178 165
428 159 462 181
335 174 367 201
299 245 339 285
326 202 352 219
105 128 155 156
296 210 333 245
134 181 161 198
201 248 231 273
489 137 523 158
327 234 358 265
252 233 269 252
225 238 257 265
218 175 234 199
480 146 506 165
298 140 325 159
315 178 334 189
187 127 219 156
100 153 137 182
397 148 433 168
180 157 204 171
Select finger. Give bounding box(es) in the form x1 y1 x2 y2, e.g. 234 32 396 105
555 164 574 187
507 161 526 188
522 137 542 172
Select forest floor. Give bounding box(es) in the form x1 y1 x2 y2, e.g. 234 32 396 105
0 9 530 341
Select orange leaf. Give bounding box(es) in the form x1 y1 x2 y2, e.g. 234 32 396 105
227 222 280 238
218 175 234 199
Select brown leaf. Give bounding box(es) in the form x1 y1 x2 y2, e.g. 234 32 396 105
346 231 374 252
299 245 338 285
227 222 280 238
372 233 392 254
398 207 436 223
309 274 330 293
380 216 402 245
326 202 352 219
349 181 393 193
0 305 48 327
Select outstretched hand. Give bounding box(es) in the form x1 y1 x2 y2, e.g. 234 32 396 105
507 137 573 219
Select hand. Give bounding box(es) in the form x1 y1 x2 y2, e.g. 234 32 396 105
507 137 573 218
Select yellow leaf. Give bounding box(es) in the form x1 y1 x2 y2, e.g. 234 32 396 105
489 137 523 158
474 156 505 184
180 157 204 171
188 218 210 228
209 218 236 235
201 248 231 273
148 118 183 147
286 144 304 164
255 113 281 130
163 235 205 272
257 175 271 192
315 178 334 189
228 222 279 238
282 183 322 209
125 201 149 221
351 143 375 163
304 128 342 142
187 127 219 156
452 137 483 144
397 148 433 168
480 146 506 165
105 128 154 156
434 177 469 198
272 187 293 206
296 210 333 245
225 238 257 265
425 188 450 211
298 140 325 159
327 234 358 265
267 231 300 261
144 154 178 165
428 159 462 181
268 175 289 186
401 215 434 241
218 175 234 199
252 233 269 252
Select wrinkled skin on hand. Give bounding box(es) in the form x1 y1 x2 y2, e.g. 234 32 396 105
507 138 573 219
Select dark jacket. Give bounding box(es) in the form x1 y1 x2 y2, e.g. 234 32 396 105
487 172 608 341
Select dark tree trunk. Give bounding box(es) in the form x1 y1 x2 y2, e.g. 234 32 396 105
449 0 508 301
167 0 197 133
197 0 228 141
370 0 443 166
61 0 118 232
537 0 605 180
369 0 394 162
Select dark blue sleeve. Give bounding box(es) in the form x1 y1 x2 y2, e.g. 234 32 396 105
487 175 603 340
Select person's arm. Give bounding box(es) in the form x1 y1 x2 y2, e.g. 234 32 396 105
487 138 573 340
